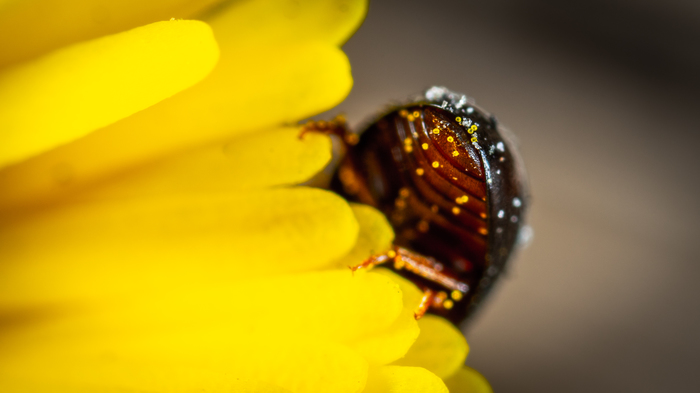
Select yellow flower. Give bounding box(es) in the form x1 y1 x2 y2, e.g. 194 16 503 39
0 0 492 391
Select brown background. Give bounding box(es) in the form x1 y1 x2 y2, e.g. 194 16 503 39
326 0 700 391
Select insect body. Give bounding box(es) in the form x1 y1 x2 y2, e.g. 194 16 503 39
314 87 529 326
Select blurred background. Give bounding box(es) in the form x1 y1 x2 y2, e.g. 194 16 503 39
326 0 700 391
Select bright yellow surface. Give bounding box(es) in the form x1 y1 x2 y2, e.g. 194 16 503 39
0 0 224 67
443 367 494 393
0 1 355 212
0 187 359 308
0 19 219 167
364 366 449 393
393 315 469 379
0 0 492 390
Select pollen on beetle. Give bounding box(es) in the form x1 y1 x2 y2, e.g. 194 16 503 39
412 111 420 118
443 299 454 310
452 207 461 215
478 227 488 235
432 128 440 135
394 258 405 270
430 205 439 213
405 145 413 153
407 115 415 121
455 117 462 122
431 161 439 168
387 250 397 259
404 137 412 145
452 150 459 157
416 168 424 176
399 187 411 198
451 290 463 301
455 195 469 204
480 212 487 219
417 220 429 233
399 109 409 117
421 143 429 150
447 136 454 142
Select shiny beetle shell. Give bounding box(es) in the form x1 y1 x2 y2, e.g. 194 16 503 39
332 87 529 326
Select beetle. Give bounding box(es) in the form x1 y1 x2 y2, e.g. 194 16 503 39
304 87 529 326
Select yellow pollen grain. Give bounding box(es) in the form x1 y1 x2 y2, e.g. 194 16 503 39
443 299 454 309
451 290 463 301
421 143 429 150
452 207 461 215
430 205 439 213
399 187 410 198
455 117 462 122
394 258 405 270
480 212 487 219
407 115 415 122
405 145 413 153
404 137 412 145
387 250 397 258
395 199 406 209
471 136 478 143
478 227 488 235
447 136 454 142
452 151 459 157
417 220 429 233
437 291 448 301
432 128 440 135
412 111 420 117
416 168 424 176
431 161 439 168
400 109 409 117
455 195 469 204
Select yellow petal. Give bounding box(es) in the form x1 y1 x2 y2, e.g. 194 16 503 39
207 0 368 46
74 126 332 201
349 306 419 366
443 367 493 393
1 332 367 393
0 0 223 67
373 269 425 312
0 19 219 168
0 187 358 308
0 43 349 213
364 366 448 393
392 315 469 379
334 203 395 268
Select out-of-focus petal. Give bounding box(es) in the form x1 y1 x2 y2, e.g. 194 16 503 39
75 127 332 201
0 19 219 168
363 366 448 393
392 315 469 379
443 367 494 393
1 332 367 393
206 0 368 46
349 306 419 366
0 43 349 213
0 0 223 67
0 187 358 308
334 203 395 268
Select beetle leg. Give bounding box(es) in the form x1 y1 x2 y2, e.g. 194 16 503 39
298 114 359 146
414 288 436 320
393 247 470 295
348 247 398 273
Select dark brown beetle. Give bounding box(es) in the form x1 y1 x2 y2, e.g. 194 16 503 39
307 87 529 326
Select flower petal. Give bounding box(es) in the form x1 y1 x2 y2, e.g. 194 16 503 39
0 19 219 168
1 332 367 393
73 127 332 201
207 0 368 46
0 0 223 67
334 203 395 268
443 367 494 393
0 187 358 308
0 43 349 212
392 315 469 379
349 306 419 366
363 366 448 393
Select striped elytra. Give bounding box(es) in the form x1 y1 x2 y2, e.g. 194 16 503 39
332 87 529 326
